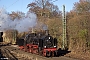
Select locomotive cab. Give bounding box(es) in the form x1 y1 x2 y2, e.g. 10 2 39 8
25 33 37 44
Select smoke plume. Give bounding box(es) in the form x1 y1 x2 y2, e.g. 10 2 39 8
0 8 37 32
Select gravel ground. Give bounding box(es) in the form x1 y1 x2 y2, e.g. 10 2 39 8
0 45 79 60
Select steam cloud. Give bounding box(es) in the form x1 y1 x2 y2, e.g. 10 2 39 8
0 8 37 32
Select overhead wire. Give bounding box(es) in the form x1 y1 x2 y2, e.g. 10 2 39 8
6 0 24 12
6 0 19 9
21 0 23 11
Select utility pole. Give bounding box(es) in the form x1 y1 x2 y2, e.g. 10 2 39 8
62 5 67 50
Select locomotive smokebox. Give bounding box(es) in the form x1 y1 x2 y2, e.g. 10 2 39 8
45 30 49 35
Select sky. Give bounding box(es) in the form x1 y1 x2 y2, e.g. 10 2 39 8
0 0 79 13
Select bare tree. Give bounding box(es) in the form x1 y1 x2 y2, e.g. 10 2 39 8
27 0 60 18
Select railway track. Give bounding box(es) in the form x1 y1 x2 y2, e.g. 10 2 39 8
0 44 78 60
1 47 17 60
0 46 30 60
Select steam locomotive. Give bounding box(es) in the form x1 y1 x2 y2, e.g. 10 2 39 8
17 30 57 57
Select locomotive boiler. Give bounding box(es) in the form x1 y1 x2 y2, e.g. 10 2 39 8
17 30 57 57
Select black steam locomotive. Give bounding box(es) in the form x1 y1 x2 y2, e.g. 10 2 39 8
17 30 57 57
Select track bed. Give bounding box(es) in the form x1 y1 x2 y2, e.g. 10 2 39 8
0 44 78 60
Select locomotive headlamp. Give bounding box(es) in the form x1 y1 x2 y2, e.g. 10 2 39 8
49 37 50 39
44 46 46 48
54 46 56 47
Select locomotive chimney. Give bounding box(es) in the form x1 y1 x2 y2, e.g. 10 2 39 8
45 30 49 35
31 28 35 33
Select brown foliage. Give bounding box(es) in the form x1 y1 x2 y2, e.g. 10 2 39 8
74 0 90 13
9 11 25 20
67 0 90 53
